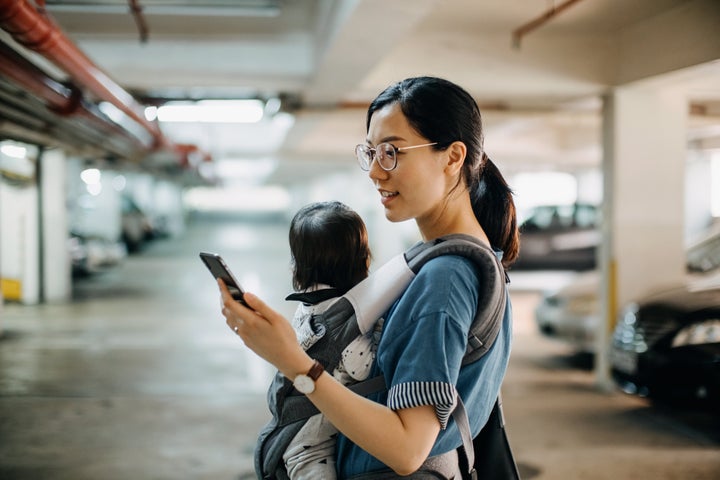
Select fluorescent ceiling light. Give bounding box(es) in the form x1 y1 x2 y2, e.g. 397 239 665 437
1 144 27 159
45 2 281 17
184 185 290 213
81 168 101 185
156 100 265 123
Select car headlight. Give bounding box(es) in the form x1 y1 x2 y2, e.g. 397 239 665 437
671 319 720 347
612 303 647 352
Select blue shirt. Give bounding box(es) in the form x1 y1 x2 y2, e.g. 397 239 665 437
336 254 513 477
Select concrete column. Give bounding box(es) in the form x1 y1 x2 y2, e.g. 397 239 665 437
21 185 40 305
40 149 71 303
596 85 687 388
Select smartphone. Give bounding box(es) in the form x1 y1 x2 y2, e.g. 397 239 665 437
199 252 249 306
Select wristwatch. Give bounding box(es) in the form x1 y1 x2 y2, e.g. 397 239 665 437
293 360 324 394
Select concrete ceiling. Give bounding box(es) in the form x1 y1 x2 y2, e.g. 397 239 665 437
5 0 720 184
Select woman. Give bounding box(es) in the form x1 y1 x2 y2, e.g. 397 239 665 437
219 76 519 478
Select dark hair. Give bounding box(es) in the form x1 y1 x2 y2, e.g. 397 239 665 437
289 201 371 293
366 76 519 267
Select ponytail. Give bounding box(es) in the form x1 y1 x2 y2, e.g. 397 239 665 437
471 154 519 268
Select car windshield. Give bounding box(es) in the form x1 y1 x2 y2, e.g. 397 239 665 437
522 204 598 230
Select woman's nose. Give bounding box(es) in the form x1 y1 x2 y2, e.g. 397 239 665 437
367 155 389 181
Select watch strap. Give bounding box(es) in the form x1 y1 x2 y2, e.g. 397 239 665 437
306 359 324 381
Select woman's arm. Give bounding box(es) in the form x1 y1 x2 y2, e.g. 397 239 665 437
218 280 441 474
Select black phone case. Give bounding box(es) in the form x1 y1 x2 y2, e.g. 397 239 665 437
199 253 247 304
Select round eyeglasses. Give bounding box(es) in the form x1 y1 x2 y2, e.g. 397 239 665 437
354 142 438 171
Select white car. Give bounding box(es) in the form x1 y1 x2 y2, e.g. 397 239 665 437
534 271 600 353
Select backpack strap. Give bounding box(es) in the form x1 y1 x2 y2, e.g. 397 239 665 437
405 234 508 364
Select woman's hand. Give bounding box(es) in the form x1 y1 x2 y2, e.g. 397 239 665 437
218 279 311 378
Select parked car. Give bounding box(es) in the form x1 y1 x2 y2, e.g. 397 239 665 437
534 230 720 353
514 203 600 271
534 271 599 353
610 278 720 403
69 232 126 277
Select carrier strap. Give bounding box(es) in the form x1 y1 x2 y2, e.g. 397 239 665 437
279 375 388 426
285 288 343 304
345 253 415 334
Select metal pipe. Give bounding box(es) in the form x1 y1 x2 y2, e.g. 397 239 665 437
512 0 585 48
0 40 147 151
0 40 80 114
129 0 149 44
0 0 165 148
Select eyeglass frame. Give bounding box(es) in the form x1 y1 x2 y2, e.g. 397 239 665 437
354 141 438 171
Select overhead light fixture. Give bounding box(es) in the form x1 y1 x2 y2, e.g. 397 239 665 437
44 1 281 17
154 100 265 123
0 144 27 159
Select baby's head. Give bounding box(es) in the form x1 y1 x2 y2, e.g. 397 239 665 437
289 201 371 293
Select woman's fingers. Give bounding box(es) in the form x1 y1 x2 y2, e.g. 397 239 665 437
241 292 275 322
217 278 233 303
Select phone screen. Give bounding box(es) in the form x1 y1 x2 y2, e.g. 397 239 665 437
199 252 249 306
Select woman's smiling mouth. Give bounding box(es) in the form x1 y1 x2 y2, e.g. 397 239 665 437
378 189 398 205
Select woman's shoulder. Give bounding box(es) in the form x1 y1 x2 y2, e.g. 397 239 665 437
400 255 481 319
414 254 481 283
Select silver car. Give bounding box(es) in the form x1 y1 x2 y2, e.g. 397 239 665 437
534 271 600 353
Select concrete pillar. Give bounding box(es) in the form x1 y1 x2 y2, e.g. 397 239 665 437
21 185 40 305
40 149 71 302
596 85 687 389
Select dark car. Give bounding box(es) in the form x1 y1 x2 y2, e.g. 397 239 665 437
514 203 600 271
610 279 720 403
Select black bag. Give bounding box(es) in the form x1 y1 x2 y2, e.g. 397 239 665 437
456 396 520 480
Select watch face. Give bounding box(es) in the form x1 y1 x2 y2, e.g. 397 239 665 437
294 374 315 394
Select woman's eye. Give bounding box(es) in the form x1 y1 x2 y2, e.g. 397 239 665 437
379 145 395 156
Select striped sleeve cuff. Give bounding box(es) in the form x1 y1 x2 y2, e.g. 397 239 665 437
387 382 457 429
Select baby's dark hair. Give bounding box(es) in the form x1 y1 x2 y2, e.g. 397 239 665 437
289 201 371 293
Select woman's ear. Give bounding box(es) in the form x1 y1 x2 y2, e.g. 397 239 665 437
445 141 467 175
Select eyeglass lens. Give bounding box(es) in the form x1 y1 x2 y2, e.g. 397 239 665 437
356 143 397 171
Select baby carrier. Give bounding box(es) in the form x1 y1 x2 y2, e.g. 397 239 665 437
255 234 520 480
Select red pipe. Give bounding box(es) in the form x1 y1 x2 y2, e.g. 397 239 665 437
0 40 80 114
0 40 146 149
512 0 585 48
0 0 165 148
129 0 149 44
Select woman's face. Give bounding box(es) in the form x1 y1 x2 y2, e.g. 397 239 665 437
365 103 452 227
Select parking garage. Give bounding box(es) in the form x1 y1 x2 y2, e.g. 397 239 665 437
1 1 719 479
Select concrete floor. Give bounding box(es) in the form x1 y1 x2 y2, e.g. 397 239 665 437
1 215 719 480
